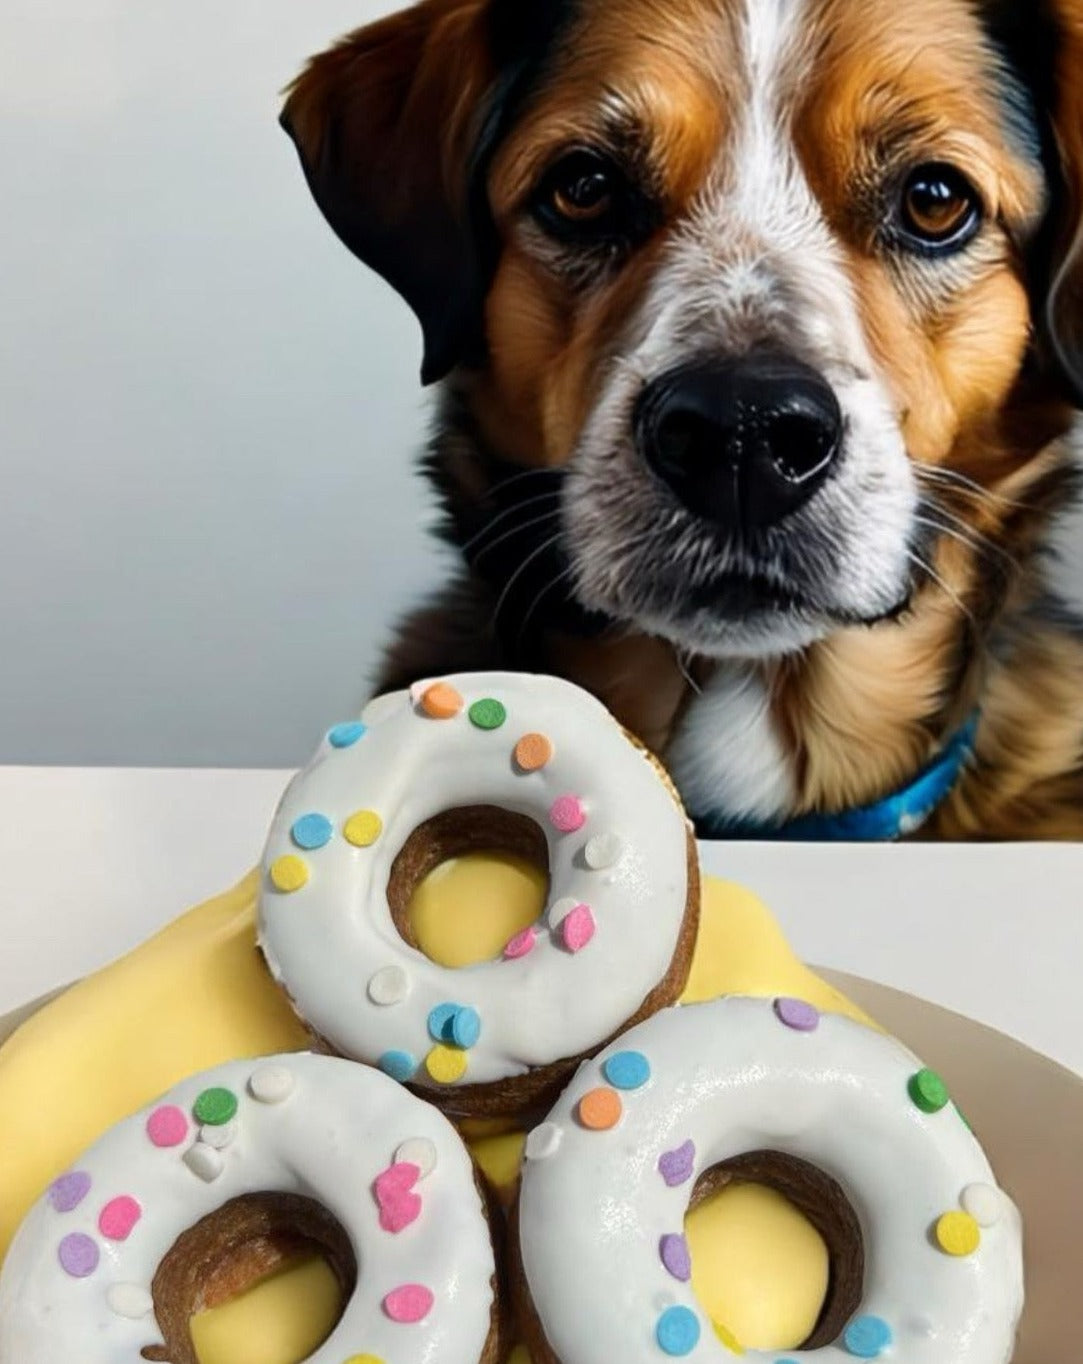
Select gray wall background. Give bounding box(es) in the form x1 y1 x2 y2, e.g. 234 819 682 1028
2 1 1082 768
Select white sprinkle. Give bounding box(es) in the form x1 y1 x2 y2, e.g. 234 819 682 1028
184 1143 224 1182
200 1120 237 1150
525 1123 563 1161
394 1137 438 1180
107 1284 153 1319
249 1064 295 1104
547 897 579 930
961 1183 1006 1227
368 965 411 1007
584 832 623 870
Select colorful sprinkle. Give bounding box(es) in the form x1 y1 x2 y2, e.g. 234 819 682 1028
772 997 819 1032
98 1196 141 1241
584 832 623 870
450 1006 481 1049
469 698 507 730
936 1210 981 1257
383 1283 434 1324
660 1232 692 1281
394 1138 437 1180
548 896 579 929
657 1306 701 1356
714 1322 745 1355
146 1105 189 1149
270 855 309 893
291 812 334 850
183 1143 225 1183
514 732 554 771
419 682 463 720
368 965 411 1006
373 1162 422 1234
549 795 586 833
344 810 383 847
379 1051 418 1084
961 1182 1006 1227
561 903 596 953
577 1087 622 1130
58 1232 99 1278
328 721 366 748
200 1120 237 1150
48 1171 91 1213
425 1045 469 1085
504 926 537 959
427 1003 459 1043
658 1139 696 1187
249 1064 295 1104
194 1087 238 1126
909 1068 950 1114
844 1316 893 1358
107 1284 153 1319
603 1051 651 1090
342 1356 385 1364
525 1123 563 1160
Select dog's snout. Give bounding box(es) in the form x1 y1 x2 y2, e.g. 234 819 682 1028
636 355 842 530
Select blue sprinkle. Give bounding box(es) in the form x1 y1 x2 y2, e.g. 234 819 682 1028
656 1306 700 1356
450 1006 481 1050
428 1004 459 1043
603 1050 651 1090
291 813 334 851
378 1051 418 1083
328 721 367 749
844 1316 893 1358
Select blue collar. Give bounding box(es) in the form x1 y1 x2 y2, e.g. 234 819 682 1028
701 712 980 842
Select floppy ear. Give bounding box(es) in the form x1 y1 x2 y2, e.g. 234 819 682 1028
1044 0 1083 399
280 0 495 384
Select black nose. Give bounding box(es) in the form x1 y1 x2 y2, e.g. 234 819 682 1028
636 355 842 531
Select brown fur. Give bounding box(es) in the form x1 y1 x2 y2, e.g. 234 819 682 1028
283 0 1083 839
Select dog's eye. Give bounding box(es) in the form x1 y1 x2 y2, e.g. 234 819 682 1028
899 164 982 251
533 150 640 242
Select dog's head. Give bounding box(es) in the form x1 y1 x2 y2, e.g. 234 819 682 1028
282 0 1083 660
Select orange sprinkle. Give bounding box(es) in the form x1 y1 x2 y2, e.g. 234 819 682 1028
578 1088 622 1131
420 682 464 720
514 732 554 772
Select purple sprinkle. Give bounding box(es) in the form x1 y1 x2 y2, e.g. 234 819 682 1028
48 1171 91 1213
660 1233 692 1282
658 1139 696 1187
58 1232 99 1278
774 997 820 1032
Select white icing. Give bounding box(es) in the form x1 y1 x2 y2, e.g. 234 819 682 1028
0 1054 496 1364
518 998 1024 1363
525 1123 563 1161
258 673 691 1092
395 1138 438 1180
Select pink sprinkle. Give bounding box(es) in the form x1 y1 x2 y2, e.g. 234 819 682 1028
549 795 586 833
99 1195 141 1241
373 1162 422 1234
561 904 595 953
146 1105 188 1148
504 927 537 960
383 1283 435 1323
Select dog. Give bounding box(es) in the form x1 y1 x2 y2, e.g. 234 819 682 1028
280 0 1083 839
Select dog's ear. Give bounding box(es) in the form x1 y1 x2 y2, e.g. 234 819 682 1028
280 0 495 385
1043 0 1083 399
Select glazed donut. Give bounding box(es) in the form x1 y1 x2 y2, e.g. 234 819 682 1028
514 996 1023 1364
258 672 699 1116
0 1053 503 1364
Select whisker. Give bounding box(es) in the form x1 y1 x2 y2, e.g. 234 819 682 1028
906 549 975 626
515 566 576 646
914 508 1019 571
492 532 565 632
913 462 1033 513
461 491 561 555
470 509 563 565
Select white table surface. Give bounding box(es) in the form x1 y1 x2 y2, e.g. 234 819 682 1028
1 767 1080 1076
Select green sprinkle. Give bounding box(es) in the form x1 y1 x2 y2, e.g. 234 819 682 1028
193 1087 238 1126
908 1068 950 1114
469 698 507 731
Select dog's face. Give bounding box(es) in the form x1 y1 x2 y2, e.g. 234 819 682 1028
283 0 1083 660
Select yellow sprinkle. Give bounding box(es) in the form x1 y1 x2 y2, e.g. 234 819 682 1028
269 855 309 893
936 1210 981 1257
713 1321 746 1355
342 1357 385 1364
425 1044 468 1085
344 811 383 847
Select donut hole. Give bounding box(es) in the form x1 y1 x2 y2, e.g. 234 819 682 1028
684 1151 864 1353
389 806 550 966
141 1193 356 1364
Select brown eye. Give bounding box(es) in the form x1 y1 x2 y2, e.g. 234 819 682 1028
899 163 982 250
550 155 615 222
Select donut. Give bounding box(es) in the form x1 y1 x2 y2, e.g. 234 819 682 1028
0 1053 504 1364
514 997 1023 1363
257 672 699 1117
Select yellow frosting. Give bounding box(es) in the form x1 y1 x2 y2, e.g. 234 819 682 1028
0 860 875 1362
